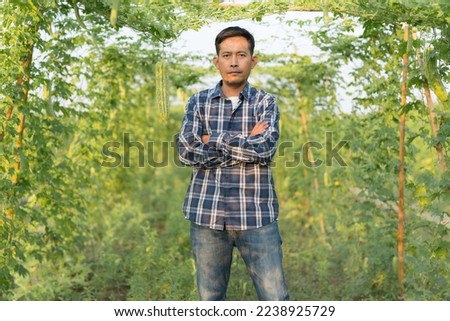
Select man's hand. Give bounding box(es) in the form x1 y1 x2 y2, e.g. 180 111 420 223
201 135 210 144
249 121 268 137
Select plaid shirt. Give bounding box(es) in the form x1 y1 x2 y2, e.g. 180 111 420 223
177 81 280 230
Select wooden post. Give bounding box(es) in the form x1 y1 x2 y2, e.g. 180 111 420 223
11 49 33 186
398 23 409 300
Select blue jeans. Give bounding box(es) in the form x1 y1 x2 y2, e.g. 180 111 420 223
190 221 289 301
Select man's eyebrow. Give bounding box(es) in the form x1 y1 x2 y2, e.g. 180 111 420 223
221 50 248 54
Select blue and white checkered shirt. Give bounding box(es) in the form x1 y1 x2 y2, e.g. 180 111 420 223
177 81 280 230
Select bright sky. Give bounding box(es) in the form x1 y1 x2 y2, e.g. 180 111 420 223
169 11 354 112
170 11 323 57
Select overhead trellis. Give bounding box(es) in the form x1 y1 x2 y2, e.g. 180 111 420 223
72 0 292 42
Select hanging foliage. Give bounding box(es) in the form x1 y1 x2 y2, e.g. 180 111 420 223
110 0 120 28
155 59 169 121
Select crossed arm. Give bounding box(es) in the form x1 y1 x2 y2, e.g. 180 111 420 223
201 121 268 144
177 96 279 168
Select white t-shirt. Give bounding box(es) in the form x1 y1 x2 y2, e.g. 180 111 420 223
228 96 240 109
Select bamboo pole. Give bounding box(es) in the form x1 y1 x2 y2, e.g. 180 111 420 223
298 94 324 237
11 49 33 186
299 96 320 191
5 107 13 121
299 97 312 219
398 23 409 300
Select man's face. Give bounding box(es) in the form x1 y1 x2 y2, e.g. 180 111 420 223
213 36 258 91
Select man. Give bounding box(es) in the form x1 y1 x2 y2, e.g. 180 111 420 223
177 26 289 301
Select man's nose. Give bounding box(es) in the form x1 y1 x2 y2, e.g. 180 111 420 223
230 55 238 66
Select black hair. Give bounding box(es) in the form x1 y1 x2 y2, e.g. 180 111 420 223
215 26 255 56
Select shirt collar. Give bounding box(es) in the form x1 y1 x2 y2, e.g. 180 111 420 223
211 81 251 100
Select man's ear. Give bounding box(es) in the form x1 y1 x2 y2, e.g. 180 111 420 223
213 56 219 69
251 55 259 69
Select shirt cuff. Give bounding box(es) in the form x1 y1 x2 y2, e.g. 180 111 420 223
208 132 225 150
